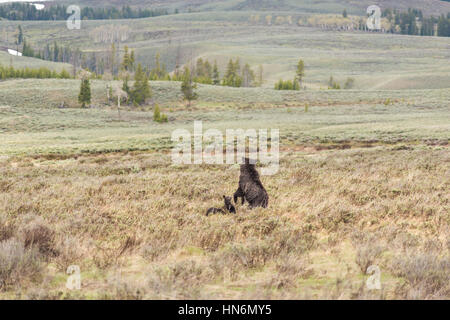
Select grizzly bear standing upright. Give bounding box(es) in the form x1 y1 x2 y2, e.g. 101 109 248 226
234 158 269 208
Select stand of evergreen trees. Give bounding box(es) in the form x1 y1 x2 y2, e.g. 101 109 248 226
22 40 77 64
274 59 304 91
0 3 171 21
275 79 300 90
140 56 260 88
0 64 71 80
188 58 259 88
120 62 152 106
383 8 450 37
10 27 262 89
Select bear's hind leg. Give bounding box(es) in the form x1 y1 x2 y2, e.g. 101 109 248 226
234 187 245 205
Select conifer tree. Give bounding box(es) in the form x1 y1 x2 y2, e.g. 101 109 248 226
257 64 264 87
296 59 305 88
129 50 135 72
131 63 151 105
212 61 220 85
121 45 131 71
181 67 198 107
17 25 23 45
78 78 91 108
241 63 255 87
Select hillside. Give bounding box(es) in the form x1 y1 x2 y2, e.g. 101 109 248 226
52 0 450 16
2 11 449 90
0 51 73 72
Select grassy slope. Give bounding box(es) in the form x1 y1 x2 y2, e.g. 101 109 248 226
0 79 449 156
0 51 73 72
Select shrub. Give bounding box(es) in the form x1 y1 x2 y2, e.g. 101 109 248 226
0 238 42 290
153 104 168 123
328 75 341 89
153 104 161 121
148 259 213 298
390 252 450 299
0 214 14 242
54 235 84 271
355 243 385 273
344 77 355 89
275 254 311 278
103 275 147 300
351 231 385 273
17 215 57 258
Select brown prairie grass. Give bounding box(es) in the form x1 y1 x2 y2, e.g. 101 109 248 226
0 145 448 299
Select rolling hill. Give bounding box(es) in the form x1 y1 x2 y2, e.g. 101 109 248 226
52 0 450 16
2 10 449 90
0 50 73 72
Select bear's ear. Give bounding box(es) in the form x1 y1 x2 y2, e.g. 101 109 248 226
222 195 226 199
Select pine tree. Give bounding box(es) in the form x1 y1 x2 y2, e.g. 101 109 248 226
110 43 116 75
241 63 255 87
223 58 242 87
196 58 204 78
212 61 220 85
121 45 131 71
122 75 130 95
149 53 167 80
22 39 35 57
296 59 305 88
131 63 151 106
275 79 282 90
78 78 91 108
181 67 198 107
59 69 71 79
343 9 348 18
328 75 334 88
257 64 264 87
17 25 23 45
129 50 135 72
153 104 161 121
53 41 59 62
204 60 212 79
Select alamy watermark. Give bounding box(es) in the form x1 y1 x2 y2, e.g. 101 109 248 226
366 265 381 290
66 265 81 290
171 121 279 175
367 5 382 31
67 5 81 30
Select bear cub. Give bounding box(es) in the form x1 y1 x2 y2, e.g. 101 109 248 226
206 195 236 216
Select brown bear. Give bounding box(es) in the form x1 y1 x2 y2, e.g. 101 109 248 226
206 195 236 216
234 158 269 208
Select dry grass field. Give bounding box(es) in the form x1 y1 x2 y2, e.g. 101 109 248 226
0 146 448 299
